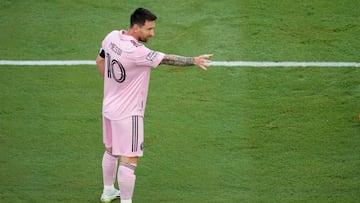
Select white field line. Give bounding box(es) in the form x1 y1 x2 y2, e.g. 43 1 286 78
0 60 359 67
211 61 360 67
0 60 95 66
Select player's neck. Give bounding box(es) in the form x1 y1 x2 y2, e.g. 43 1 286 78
125 29 139 42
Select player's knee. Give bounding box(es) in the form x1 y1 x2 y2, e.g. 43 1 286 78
105 147 112 154
121 156 139 165
105 147 119 158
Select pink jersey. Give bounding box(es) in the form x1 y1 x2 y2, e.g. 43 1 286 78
101 30 165 120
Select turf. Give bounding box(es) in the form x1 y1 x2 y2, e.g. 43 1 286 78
1 0 359 202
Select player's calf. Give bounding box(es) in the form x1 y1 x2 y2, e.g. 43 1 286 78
118 162 137 203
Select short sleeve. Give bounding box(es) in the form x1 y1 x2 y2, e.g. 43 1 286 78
135 47 165 68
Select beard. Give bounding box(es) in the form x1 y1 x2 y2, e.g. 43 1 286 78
139 35 151 43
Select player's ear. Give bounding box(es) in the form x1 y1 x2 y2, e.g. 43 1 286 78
133 24 140 33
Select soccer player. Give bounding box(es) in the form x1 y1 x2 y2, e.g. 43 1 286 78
96 8 213 203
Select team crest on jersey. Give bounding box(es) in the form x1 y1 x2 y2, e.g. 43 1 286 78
146 51 158 61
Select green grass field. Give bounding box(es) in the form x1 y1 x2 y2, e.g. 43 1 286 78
1 0 359 202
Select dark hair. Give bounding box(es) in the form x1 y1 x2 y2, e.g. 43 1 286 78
130 8 157 27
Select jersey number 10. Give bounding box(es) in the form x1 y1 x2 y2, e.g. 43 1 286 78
106 53 126 83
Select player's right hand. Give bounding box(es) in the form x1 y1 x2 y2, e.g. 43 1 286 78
194 54 214 70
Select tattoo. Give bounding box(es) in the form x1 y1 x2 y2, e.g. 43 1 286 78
160 54 194 66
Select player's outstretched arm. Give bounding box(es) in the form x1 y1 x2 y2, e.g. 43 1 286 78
160 54 213 70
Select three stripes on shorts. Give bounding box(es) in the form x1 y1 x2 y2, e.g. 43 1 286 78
132 116 139 152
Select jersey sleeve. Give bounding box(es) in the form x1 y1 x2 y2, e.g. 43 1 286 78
100 30 117 57
136 47 165 68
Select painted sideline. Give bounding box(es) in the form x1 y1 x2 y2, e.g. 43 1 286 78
0 60 359 67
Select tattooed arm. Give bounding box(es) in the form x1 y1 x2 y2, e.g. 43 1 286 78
160 55 194 66
160 54 213 70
